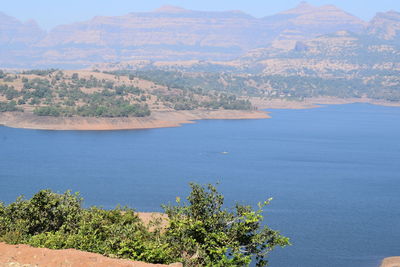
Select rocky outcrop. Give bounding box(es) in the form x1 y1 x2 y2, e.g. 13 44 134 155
261 1 366 41
367 11 400 40
237 29 400 78
0 12 45 46
0 2 383 67
32 7 262 63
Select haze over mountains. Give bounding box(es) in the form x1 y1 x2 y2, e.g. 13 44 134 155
0 1 399 68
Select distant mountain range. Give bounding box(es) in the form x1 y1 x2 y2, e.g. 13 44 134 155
0 1 399 68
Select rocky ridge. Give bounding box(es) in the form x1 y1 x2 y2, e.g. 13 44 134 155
0 2 384 67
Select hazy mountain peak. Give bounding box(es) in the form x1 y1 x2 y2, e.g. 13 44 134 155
0 12 45 46
282 2 355 15
281 1 317 14
154 5 190 13
375 10 400 20
367 10 400 40
0 11 18 22
387 10 400 16
226 9 249 15
296 1 314 9
0 11 10 17
24 19 40 27
0 5 394 67
321 4 343 10
0 12 42 27
263 2 366 42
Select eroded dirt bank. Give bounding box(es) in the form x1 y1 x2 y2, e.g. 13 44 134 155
380 257 400 267
0 213 175 267
0 110 269 131
1 98 399 131
0 242 181 267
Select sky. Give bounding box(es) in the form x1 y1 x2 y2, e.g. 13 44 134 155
1 0 399 30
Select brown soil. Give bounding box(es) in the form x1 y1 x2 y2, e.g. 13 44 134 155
251 97 400 110
0 243 181 267
0 213 177 267
380 257 400 267
1 97 399 132
0 110 269 131
136 212 168 230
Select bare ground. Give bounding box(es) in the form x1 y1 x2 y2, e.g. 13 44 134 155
0 243 181 267
380 257 400 267
251 97 400 110
0 213 177 267
1 97 400 131
0 110 269 131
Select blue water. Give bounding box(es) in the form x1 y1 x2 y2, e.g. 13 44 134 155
1 103 400 267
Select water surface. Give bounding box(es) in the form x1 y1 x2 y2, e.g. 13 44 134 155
1 103 399 267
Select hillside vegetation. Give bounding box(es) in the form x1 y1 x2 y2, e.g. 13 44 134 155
106 67 400 102
0 69 253 118
1 5 400 115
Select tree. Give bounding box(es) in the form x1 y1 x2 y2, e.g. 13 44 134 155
71 73 79 80
0 190 82 242
163 183 290 267
0 184 289 266
33 106 61 116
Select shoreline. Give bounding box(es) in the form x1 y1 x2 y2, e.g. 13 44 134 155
0 109 270 131
251 97 400 110
1 97 399 131
380 257 400 267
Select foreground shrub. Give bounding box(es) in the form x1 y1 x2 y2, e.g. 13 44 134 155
163 183 290 266
0 184 289 266
0 190 82 242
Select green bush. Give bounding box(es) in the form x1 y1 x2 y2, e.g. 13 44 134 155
33 106 62 116
163 183 289 266
0 101 23 112
0 190 81 240
0 184 289 266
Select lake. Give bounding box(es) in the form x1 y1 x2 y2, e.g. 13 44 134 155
1 103 399 267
